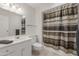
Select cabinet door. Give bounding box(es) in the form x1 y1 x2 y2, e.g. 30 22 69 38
5 45 22 56
0 15 9 37
22 40 32 56
6 50 21 56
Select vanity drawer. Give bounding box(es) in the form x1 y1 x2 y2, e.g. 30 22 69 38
0 46 15 56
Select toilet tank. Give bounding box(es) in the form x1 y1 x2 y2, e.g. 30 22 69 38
29 35 38 44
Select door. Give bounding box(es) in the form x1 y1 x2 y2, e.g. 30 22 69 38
0 15 9 37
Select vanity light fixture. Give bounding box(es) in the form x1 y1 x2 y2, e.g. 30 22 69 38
1 3 10 7
5 3 10 6
0 3 23 14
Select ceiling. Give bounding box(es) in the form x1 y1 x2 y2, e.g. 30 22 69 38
27 3 54 8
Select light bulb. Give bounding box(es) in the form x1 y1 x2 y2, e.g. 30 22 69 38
23 16 25 18
12 5 16 9
18 8 22 11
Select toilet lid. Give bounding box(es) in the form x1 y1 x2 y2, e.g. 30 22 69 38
33 43 43 48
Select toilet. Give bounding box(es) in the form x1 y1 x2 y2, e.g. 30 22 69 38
30 35 43 55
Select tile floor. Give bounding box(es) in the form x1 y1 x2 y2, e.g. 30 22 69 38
32 46 76 56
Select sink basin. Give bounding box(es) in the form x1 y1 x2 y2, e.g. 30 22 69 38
0 40 13 44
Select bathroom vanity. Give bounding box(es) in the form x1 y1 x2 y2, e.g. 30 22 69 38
0 36 32 56
0 3 33 56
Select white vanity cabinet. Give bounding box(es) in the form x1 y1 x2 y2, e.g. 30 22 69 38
0 38 32 56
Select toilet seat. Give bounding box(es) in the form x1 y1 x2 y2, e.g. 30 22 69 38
32 43 43 51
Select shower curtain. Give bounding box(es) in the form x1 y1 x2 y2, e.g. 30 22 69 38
43 3 78 54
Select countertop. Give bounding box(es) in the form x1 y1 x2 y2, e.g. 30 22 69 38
0 35 32 49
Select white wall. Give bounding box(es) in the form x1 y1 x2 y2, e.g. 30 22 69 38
35 3 64 43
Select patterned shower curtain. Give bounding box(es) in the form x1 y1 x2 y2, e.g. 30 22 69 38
43 3 78 55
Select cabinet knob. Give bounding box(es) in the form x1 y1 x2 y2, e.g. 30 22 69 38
6 50 9 52
7 30 8 32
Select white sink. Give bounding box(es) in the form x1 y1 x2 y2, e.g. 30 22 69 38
0 40 13 44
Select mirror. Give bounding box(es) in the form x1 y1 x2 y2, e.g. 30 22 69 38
0 7 26 37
